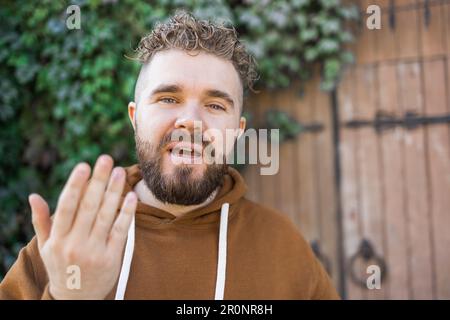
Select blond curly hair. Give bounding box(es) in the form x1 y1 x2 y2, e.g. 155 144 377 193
134 9 259 100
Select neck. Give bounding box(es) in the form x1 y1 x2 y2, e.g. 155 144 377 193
133 179 219 217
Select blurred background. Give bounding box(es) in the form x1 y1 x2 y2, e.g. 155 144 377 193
1 0 449 299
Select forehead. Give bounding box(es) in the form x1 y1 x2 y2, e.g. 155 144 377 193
137 49 243 103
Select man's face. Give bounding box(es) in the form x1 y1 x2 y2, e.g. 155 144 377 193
128 49 246 205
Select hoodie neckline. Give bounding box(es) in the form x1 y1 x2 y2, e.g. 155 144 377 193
121 164 248 226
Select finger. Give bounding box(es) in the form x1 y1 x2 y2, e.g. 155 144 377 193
89 166 126 242
107 192 137 252
28 193 51 250
51 162 91 238
71 154 114 239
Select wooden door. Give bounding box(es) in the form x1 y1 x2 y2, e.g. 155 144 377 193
242 0 450 299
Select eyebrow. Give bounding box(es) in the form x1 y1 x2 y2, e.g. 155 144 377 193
149 83 235 109
150 84 182 96
205 89 235 109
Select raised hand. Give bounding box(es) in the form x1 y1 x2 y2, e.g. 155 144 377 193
28 154 137 299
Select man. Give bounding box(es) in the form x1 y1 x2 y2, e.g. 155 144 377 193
0 10 339 300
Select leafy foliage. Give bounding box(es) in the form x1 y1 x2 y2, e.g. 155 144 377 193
264 110 303 143
235 0 358 90
0 0 357 278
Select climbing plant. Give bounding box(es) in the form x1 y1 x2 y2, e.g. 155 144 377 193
0 0 358 278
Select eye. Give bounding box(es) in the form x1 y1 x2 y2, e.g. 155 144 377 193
160 97 177 104
208 104 226 111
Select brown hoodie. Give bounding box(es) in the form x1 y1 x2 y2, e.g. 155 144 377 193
0 164 339 300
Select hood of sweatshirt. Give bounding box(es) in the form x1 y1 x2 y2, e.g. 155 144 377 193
120 164 248 227
114 163 247 300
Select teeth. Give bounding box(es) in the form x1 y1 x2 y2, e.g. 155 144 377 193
173 147 191 154
171 146 201 157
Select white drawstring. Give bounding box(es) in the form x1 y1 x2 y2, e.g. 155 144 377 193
114 203 230 300
214 202 229 300
114 214 135 300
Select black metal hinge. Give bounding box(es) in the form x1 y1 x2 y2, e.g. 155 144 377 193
301 122 324 133
389 0 396 30
424 0 431 28
344 111 450 132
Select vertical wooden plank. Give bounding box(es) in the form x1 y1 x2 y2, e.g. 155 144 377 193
256 89 278 209
422 58 450 299
270 90 285 214
240 154 257 202
287 83 304 230
313 80 340 290
445 0 450 134
354 65 387 299
378 62 410 299
242 94 262 204
394 1 420 60
397 61 434 299
375 0 396 61
396 0 416 6
243 157 259 203
273 87 297 224
446 1 450 55
338 68 365 300
292 80 321 243
368 0 389 7
355 0 378 64
418 0 446 57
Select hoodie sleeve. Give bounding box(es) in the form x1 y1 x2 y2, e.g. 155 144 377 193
0 236 53 300
310 255 341 300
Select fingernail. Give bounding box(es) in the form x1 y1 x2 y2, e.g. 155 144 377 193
112 167 124 180
28 194 35 205
126 192 137 204
77 163 89 174
99 154 111 164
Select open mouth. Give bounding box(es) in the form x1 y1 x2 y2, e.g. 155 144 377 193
169 146 202 158
166 142 203 162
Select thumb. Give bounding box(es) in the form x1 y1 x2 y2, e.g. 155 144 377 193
28 193 51 250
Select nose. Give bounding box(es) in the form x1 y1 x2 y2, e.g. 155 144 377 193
174 104 202 132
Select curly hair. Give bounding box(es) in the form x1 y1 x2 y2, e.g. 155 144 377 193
134 9 260 99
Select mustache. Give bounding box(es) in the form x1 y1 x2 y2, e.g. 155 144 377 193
158 129 211 151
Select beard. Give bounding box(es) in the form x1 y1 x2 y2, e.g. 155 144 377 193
134 130 228 206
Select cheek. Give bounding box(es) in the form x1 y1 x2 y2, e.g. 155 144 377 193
136 108 174 143
203 120 239 157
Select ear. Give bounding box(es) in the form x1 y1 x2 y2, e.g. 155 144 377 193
237 116 247 139
128 101 136 131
